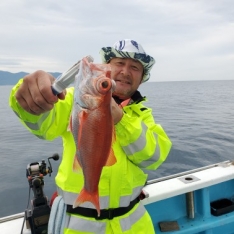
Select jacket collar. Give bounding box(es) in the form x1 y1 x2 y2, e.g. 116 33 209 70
113 90 145 105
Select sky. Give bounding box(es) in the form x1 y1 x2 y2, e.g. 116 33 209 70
0 0 233 82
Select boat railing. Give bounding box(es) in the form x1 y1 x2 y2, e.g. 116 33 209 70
146 160 232 185
0 212 24 223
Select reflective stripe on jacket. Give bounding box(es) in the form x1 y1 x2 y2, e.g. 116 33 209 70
9 79 172 233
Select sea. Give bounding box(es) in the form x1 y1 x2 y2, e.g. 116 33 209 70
0 80 234 218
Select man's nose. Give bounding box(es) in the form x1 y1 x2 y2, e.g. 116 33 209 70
120 65 130 77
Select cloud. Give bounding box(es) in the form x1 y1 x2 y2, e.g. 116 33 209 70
0 0 233 81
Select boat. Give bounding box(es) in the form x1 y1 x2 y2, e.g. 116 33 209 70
1 160 234 233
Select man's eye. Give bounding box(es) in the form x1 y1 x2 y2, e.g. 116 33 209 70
116 62 123 65
132 66 139 71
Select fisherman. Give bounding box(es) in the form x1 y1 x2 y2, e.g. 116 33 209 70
9 39 172 234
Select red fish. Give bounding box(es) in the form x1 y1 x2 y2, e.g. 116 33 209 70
70 57 116 216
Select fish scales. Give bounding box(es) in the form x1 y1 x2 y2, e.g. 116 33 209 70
70 57 116 216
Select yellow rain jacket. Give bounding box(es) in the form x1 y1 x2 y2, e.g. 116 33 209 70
9 79 172 234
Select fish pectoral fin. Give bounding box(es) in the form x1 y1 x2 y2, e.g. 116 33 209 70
78 109 88 122
73 155 82 173
78 110 88 148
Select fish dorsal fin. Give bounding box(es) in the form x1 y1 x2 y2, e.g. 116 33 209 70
68 115 72 132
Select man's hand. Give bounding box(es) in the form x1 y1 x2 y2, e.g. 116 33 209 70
15 70 66 115
111 98 123 124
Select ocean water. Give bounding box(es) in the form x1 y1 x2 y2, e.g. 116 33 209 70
0 80 233 218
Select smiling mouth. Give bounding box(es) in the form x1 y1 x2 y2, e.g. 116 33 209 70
116 80 131 85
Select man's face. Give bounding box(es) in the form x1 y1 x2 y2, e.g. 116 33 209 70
109 57 144 100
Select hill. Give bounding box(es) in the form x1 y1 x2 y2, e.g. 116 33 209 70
0 71 62 85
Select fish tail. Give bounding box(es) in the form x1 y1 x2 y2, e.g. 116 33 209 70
73 189 101 216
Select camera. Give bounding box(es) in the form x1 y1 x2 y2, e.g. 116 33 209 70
25 154 59 234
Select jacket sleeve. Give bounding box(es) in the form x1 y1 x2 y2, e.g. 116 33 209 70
9 79 74 140
115 102 172 170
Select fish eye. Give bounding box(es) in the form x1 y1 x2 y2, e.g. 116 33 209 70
102 81 109 89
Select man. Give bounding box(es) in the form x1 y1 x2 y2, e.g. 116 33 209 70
9 39 172 233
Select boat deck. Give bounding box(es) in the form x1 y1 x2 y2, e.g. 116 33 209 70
143 161 234 233
0 213 30 234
